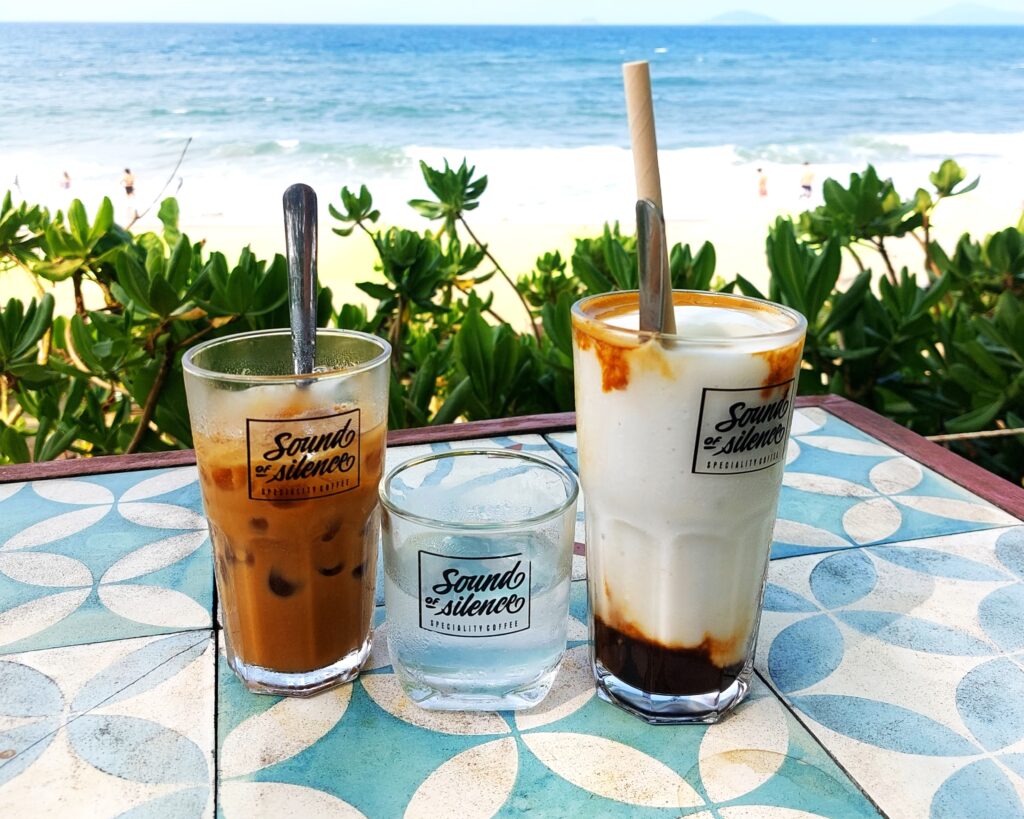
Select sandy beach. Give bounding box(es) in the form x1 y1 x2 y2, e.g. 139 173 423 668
7 151 1022 329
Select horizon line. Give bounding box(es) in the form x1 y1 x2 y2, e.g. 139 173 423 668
3 20 1024 26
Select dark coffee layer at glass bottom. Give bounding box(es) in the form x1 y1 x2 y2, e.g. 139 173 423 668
593 617 743 696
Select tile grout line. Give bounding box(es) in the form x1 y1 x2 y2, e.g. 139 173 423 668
768 522 1023 564
211 544 221 819
212 626 221 819
752 668 891 819
0 626 214 658
540 433 580 475
0 631 210 778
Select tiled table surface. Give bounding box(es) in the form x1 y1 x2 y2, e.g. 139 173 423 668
1 407 1023 818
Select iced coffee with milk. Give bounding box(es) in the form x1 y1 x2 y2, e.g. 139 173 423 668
571 290 806 723
183 328 390 696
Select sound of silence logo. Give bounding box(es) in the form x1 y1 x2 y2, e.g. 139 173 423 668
418 551 532 638
246 409 361 500
692 380 795 475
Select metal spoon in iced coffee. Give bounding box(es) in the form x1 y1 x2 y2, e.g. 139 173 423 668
283 182 318 375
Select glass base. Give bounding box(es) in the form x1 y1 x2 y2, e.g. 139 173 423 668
394 661 560 711
594 664 751 725
228 636 372 697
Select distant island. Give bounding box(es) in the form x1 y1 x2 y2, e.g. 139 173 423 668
702 10 780 25
692 3 1024 25
917 2 1024 24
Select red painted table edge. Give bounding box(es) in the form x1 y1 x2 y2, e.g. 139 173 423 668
2 399 1022 520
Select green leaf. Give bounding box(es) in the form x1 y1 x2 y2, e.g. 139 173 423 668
158 198 181 246
913 188 933 214
13 294 54 360
930 159 966 196
166 238 192 292
32 256 82 283
820 270 872 337
114 253 154 313
148 274 180 318
571 249 613 294
454 304 493 399
819 346 880 361
408 352 440 413
956 340 1007 386
0 424 30 463
69 314 104 373
766 219 807 314
608 241 634 289
431 377 473 425
88 197 114 244
36 422 81 463
8 362 60 387
67 199 89 243
732 274 766 300
822 179 857 214
407 199 445 220
691 242 716 291
948 363 992 394
805 239 842 323
490 326 519 397
946 400 1003 434
356 281 394 302
541 293 574 358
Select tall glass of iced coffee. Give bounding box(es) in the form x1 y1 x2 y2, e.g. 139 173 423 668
572 290 806 723
183 328 390 696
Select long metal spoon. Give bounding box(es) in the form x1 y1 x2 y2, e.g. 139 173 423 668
636 198 675 335
283 183 318 375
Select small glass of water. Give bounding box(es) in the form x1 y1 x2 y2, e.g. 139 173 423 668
380 449 578 711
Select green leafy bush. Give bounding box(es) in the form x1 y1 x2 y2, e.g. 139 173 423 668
1 160 1022 485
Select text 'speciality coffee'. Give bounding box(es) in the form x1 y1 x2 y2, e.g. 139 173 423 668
571 290 806 723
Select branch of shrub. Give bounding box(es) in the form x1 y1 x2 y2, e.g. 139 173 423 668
126 336 176 454
872 237 898 285
127 137 192 229
457 216 541 341
927 427 1024 442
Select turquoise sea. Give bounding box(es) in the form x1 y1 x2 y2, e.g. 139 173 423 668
1 24 1022 223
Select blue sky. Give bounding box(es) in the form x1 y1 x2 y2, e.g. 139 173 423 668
2 0 1022 24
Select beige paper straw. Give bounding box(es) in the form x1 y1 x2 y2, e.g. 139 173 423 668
623 60 675 333
622 61 664 209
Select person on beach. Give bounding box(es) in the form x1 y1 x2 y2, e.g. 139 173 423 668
758 168 768 198
60 171 71 189
800 162 814 198
121 168 137 218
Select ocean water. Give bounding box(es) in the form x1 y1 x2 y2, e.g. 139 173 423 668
1 23 1022 225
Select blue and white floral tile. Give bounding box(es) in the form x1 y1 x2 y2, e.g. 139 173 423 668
545 409 1018 560
776 409 1017 557
0 630 214 817
217 583 879 818
757 525 1024 818
0 470 213 655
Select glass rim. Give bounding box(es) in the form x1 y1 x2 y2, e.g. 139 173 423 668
182 328 391 384
379 448 580 531
571 289 808 346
